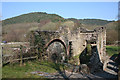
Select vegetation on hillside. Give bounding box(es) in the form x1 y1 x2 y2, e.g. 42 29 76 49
2 12 66 26
2 12 118 45
3 12 113 27
68 18 113 26
105 22 118 45
2 22 39 42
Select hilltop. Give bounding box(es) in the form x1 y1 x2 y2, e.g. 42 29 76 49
2 12 65 26
2 12 114 27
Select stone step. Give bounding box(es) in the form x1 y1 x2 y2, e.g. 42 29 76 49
105 67 118 75
104 58 119 75
107 63 117 68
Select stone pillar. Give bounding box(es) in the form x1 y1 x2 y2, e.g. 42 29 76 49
101 32 103 58
102 28 107 70
103 29 106 56
97 33 102 62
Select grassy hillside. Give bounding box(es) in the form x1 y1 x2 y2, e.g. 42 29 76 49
2 12 65 26
68 18 113 26
3 12 113 26
2 12 118 44
2 22 39 42
2 20 78 42
105 22 118 44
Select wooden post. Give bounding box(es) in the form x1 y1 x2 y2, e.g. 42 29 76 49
38 44 43 61
20 45 23 66
9 56 12 66
36 46 39 60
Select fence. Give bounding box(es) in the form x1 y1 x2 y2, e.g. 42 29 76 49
2 42 67 66
2 42 40 66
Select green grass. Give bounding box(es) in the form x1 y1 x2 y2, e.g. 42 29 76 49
2 60 65 78
106 45 120 56
3 45 119 78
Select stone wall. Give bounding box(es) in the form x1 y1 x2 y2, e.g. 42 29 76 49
96 27 106 63
30 26 106 64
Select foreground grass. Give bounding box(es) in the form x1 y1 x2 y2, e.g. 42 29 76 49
106 45 120 56
2 45 119 78
2 60 65 78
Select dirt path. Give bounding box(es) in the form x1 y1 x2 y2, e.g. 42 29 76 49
30 55 118 79
31 69 118 79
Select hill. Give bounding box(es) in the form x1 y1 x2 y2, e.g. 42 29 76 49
3 12 113 26
68 18 113 26
105 21 118 44
2 12 118 44
2 12 65 26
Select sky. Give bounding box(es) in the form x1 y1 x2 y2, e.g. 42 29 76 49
2 2 118 21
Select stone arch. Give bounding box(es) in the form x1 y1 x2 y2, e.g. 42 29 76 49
45 38 68 56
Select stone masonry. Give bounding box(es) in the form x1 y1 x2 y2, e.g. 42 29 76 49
30 26 106 67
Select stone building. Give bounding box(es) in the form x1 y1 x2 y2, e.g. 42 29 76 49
30 26 106 69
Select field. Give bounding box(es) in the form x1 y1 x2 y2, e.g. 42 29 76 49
106 45 120 56
2 60 65 78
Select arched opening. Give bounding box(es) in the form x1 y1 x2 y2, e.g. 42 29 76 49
45 38 68 63
79 41 92 64
79 40 103 73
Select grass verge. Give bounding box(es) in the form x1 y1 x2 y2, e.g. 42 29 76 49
2 60 65 78
106 45 120 56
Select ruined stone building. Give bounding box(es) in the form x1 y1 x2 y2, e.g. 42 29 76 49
30 26 106 70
